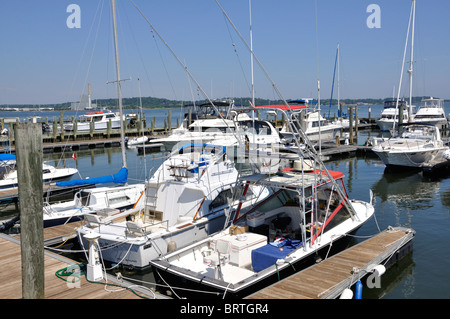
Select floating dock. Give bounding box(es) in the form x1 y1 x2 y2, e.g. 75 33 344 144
0 223 169 299
246 226 415 299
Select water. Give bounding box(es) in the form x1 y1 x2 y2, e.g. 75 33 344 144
1 105 450 299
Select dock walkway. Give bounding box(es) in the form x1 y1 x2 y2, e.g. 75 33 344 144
0 223 168 299
246 226 415 299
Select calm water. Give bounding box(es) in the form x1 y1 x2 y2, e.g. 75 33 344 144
1 104 450 299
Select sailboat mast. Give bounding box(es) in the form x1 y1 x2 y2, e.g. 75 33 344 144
111 0 127 169
249 0 255 107
408 0 416 121
337 43 340 113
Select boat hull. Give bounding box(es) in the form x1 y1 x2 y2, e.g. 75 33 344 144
373 148 443 168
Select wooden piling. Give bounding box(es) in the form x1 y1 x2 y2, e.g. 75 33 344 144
15 123 44 299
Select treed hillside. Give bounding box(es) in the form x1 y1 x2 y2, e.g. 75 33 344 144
1 96 446 110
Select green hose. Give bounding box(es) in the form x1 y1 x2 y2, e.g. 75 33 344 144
55 263 151 299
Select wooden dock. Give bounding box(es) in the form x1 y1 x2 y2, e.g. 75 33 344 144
246 226 415 299
0 223 169 299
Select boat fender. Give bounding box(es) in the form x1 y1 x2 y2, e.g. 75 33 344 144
372 264 386 277
167 241 177 253
339 288 353 299
355 280 363 299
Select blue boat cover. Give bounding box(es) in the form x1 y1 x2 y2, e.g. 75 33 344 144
0 154 16 161
55 167 128 187
251 239 303 272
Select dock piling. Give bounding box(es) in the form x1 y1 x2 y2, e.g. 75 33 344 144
15 123 45 299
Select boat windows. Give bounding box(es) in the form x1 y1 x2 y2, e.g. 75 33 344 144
414 114 445 119
42 169 51 174
239 120 272 135
188 126 234 133
108 196 130 206
209 188 232 210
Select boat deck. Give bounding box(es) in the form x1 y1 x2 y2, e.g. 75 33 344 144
246 226 415 299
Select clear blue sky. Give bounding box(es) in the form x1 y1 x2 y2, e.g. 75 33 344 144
0 0 449 105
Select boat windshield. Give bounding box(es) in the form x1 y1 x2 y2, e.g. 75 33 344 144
399 125 436 139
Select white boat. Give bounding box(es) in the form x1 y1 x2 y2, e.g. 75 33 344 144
0 154 78 190
376 98 410 132
126 135 148 147
76 143 270 269
302 111 342 141
152 117 281 152
42 167 145 228
280 109 341 143
43 183 145 228
372 122 449 169
149 161 375 298
64 111 122 131
373 1 450 169
412 97 448 130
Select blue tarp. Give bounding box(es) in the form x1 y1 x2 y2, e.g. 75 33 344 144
55 167 128 187
251 239 303 272
0 154 16 161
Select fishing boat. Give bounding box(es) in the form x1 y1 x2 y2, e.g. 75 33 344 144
76 143 270 269
412 97 448 130
149 160 375 299
0 154 78 190
376 98 410 132
372 122 449 169
42 167 145 228
64 111 122 131
148 103 375 298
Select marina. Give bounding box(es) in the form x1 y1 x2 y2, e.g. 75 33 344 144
1 106 450 300
2 0 450 303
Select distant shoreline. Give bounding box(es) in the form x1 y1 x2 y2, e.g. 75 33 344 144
1 95 448 111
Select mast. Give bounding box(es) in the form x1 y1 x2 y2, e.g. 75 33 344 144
408 0 416 121
337 43 341 114
249 0 256 146
249 0 255 107
111 0 127 169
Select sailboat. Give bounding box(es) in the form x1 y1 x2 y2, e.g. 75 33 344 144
372 0 450 169
42 167 145 227
41 0 145 227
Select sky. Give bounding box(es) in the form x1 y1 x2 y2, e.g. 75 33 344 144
0 0 449 105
